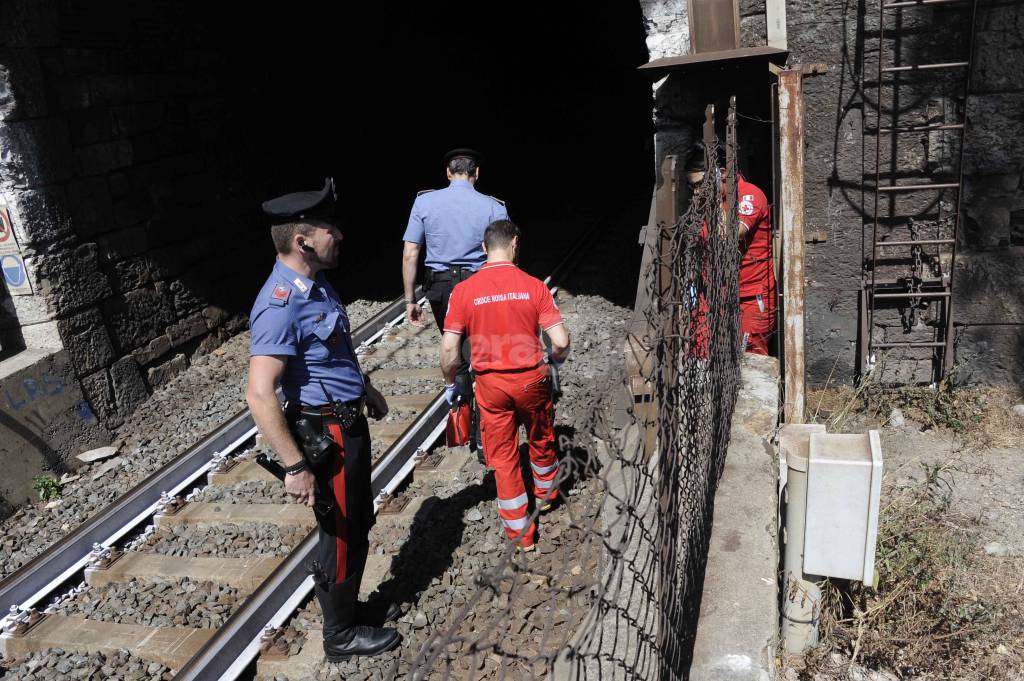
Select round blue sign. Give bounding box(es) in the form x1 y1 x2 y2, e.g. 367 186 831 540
1 255 26 287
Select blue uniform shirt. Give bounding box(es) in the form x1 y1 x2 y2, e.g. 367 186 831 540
402 179 509 272
249 259 365 405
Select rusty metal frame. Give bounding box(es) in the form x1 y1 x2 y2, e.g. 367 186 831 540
777 69 807 424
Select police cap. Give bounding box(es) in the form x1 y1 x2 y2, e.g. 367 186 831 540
262 178 337 226
443 148 484 166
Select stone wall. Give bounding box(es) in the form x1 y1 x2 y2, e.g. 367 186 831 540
0 348 110 512
0 0 257 427
640 0 1024 386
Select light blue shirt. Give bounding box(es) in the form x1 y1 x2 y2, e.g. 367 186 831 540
249 259 364 405
402 179 509 272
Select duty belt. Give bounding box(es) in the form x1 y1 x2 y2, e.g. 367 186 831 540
285 397 365 431
428 266 476 283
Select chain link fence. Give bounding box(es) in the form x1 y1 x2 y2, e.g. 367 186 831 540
401 111 742 681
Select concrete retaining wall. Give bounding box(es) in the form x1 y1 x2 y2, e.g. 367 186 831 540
0 348 110 514
690 354 779 680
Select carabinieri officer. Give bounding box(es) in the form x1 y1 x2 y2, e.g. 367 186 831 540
246 178 401 661
401 148 509 330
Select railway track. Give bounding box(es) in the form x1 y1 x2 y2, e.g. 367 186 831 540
0 224 598 679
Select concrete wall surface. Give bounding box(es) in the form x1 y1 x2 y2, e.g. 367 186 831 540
0 348 110 514
640 0 1024 386
689 354 780 681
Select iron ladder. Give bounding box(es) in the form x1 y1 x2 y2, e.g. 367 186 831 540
861 0 980 383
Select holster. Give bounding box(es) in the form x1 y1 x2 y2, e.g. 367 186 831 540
287 417 334 469
285 399 363 470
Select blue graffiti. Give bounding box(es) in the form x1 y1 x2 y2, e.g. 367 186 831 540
3 373 67 412
3 387 26 411
75 400 97 423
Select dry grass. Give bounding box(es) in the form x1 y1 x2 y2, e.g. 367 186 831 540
807 380 1024 448
794 466 1024 681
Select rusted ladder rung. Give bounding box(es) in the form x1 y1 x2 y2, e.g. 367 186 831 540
875 238 956 247
866 122 965 134
872 290 951 299
873 341 948 348
882 61 969 73
876 182 960 192
884 0 967 8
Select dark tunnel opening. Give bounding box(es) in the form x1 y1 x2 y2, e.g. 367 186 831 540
0 0 654 422
207 2 655 302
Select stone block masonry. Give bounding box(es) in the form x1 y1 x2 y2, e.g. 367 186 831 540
0 0 261 433
640 0 1024 386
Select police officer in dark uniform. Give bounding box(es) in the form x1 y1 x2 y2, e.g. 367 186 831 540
246 178 401 661
401 148 509 330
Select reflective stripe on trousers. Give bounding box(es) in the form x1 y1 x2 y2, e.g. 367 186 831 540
475 365 558 547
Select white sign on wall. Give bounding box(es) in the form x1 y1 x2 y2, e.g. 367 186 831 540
0 203 33 296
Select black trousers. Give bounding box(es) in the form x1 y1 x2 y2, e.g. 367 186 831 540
309 414 374 585
426 275 472 378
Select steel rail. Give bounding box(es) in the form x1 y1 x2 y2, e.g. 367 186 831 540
0 291 415 620
177 245 589 681
175 392 449 681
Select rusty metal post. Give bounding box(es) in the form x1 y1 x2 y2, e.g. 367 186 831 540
655 155 679 304
778 70 807 424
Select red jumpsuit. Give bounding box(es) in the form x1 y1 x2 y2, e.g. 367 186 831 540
731 177 776 355
443 261 563 548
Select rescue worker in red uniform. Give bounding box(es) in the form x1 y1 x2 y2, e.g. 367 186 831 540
440 220 571 550
685 146 776 355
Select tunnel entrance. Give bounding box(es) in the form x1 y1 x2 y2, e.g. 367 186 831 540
0 1 654 430
213 3 655 299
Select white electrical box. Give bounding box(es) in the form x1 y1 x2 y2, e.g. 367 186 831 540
803 431 883 584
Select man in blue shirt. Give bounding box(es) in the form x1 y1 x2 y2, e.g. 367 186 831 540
401 148 509 329
247 178 401 661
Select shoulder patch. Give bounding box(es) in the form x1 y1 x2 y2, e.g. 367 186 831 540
416 188 436 196
484 194 505 206
268 283 291 307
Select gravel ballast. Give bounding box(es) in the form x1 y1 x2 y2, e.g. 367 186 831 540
141 522 308 559
0 299 390 579
53 577 243 629
0 648 173 680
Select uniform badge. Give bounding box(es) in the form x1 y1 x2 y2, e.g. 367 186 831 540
269 284 291 307
292 277 309 293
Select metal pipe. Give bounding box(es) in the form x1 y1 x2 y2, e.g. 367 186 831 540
873 290 951 299
779 70 807 424
780 425 825 653
876 238 955 246
876 182 960 191
881 61 968 72
944 0 980 377
875 123 964 134
874 341 948 348
884 0 966 7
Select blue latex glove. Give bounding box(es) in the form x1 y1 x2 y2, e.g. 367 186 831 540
444 383 462 407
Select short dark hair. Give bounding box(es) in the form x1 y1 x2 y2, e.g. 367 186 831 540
447 155 478 177
484 219 520 251
270 221 316 254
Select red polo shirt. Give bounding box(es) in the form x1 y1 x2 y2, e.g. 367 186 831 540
729 176 775 300
443 261 563 373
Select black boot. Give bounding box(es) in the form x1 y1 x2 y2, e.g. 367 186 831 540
356 599 402 626
315 575 401 661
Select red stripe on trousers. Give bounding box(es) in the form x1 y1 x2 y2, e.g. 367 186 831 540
326 422 348 583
